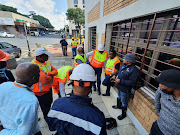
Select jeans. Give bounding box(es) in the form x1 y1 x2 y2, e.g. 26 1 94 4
36 89 53 121
150 121 163 135
118 90 129 108
72 48 77 58
62 46 67 56
93 67 102 91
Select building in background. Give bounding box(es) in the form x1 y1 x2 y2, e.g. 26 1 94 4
85 0 180 134
67 0 85 38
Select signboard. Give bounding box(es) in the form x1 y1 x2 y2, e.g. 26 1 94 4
0 18 15 26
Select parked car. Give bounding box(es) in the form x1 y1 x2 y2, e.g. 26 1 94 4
40 32 46 36
0 32 15 38
30 31 39 36
0 42 21 58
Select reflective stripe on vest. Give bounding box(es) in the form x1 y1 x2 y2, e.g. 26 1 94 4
105 56 120 75
90 50 108 68
71 41 77 48
74 54 87 67
31 59 53 93
82 38 85 44
55 66 73 84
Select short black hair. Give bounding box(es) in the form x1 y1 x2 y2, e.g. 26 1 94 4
110 49 116 56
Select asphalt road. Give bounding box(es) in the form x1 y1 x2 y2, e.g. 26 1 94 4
0 34 62 54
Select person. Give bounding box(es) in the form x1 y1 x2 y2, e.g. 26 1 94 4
102 50 120 96
112 53 139 120
81 36 85 49
60 38 68 56
31 48 58 121
150 69 180 135
46 64 107 135
71 37 78 59
86 44 108 95
52 66 74 97
74 47 88 67
0 62 42 135
0 50 15 84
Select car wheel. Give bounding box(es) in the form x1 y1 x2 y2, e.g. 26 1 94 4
5 35 8 38
16 51 21 58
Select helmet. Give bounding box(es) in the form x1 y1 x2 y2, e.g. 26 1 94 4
156 69 180 90
82 36 84 38
70 63 96 82
98 44 105 51
72 37 75 40
0 50 10 61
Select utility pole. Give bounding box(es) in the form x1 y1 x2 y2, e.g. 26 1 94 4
23 23 31 57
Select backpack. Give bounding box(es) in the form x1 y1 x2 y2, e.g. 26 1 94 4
0 68 9 84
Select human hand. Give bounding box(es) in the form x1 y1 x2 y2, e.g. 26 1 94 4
114 79 120 83
111 75 116 80
157 113 160 117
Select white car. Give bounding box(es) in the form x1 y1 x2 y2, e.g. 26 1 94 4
31 31 39 36
0 32 16 38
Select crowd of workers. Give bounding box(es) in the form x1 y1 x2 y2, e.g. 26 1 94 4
0 36 179 135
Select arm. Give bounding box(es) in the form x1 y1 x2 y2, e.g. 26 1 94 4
0 103 40 135
155 87 161 114
39 70 53 84
76 59 83 64
48 64 58 76
111 63 120 76
99 118 107 135
119 68 139 87
5 70 15 82
86 51 94 59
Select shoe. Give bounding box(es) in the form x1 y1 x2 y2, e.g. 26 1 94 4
112 98 122 109
102 93 110 96
98 91 101 95
117 107 127 120
93 86 96 91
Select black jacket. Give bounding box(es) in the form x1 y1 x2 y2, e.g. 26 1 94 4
116 64 139 93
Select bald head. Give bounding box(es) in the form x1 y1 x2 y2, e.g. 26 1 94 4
78 47 84 54
15 62 40 87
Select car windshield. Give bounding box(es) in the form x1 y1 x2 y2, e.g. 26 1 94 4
2 42 13 48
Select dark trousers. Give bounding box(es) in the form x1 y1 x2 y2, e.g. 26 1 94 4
102 74 114 95
72 48 77 58
62 46 67 56
150 121 163 135
36 89 53 121
93 67 102 91
35 131 42 135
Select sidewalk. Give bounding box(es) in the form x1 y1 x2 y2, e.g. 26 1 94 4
15 44 139 135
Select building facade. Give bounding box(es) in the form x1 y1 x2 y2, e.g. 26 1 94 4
85 0 180 134
67 0 85 38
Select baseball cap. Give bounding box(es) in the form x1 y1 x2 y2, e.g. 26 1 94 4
35 48 52 56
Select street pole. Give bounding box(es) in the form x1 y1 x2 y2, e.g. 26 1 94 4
23 23 31 57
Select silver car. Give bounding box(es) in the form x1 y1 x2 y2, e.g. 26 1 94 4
0 32 16 38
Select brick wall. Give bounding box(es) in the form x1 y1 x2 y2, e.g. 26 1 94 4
128 89 158 133
104 0 138 16
102 33 105 45
88 2 100 23
96 34 99 49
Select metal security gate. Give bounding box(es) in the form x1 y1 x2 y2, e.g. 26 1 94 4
109 8 180 92
89 26 97 51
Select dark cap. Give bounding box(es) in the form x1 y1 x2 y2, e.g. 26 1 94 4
124 53 136 63
156 69 180 89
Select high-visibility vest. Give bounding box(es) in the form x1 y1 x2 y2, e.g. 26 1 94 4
171 58 180 62
31 59 53 93
90 50 108 68
105 56 120 75
71 41 77 48
81 38 85 44
74 54 87 67
52 66 73 93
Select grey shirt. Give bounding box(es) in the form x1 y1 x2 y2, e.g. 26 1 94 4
155 87 180 135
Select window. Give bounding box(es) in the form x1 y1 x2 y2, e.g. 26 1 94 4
74 5 78 7
0 44 4 49
2 42 13 48
82 0 85 5
109 8 180 92
74 0 78 4
89 27 97 50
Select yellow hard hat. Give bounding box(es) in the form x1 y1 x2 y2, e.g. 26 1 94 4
72 37 75 39
82 36 84 38
77 37 79 39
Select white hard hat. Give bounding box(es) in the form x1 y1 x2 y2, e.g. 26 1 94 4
35 48 52 56
98 44 105 51
70 63 96 82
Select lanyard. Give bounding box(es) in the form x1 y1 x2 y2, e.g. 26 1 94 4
13 82 32 92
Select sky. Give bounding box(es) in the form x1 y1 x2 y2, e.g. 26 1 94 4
0 0 69 30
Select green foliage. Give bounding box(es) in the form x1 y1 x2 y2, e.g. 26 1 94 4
0 4 29 18
33 15 54 29
66 8 85 26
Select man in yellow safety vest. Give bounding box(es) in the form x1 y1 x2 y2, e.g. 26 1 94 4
52 66 74 97
71 37 77 59
74 47 88 67
86 44 108 95
81 36 85 49
102 50 121 96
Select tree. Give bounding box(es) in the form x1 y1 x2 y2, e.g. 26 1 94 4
33 15 54 29
66 8 85 41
